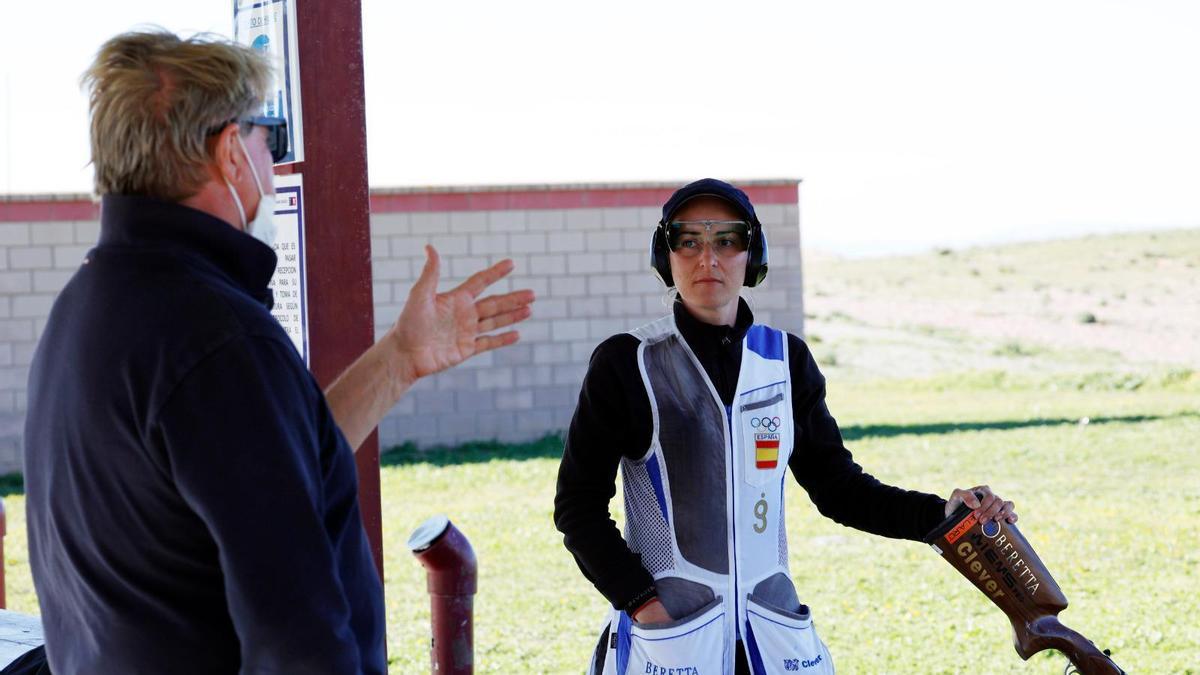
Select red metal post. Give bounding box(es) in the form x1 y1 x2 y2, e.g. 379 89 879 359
283 1 383 578
409 516 477 674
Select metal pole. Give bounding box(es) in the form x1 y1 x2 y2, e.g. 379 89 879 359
409 515 477 674
286 0 384 578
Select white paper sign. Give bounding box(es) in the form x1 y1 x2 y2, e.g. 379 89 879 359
234 0 304 164
270 173 309 363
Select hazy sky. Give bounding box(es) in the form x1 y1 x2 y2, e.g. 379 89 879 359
1 1 1197 254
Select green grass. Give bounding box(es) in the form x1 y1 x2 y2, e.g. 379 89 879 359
5 230 1198 672
8 373 1194 673
801 228 1200 383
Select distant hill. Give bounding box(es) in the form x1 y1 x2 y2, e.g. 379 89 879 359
798 228 1200 381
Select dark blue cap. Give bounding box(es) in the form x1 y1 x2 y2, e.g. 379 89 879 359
660 178 760 227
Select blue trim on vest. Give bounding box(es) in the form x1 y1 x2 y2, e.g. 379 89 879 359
746 325 784 361
745 619 768 675
646 455 670 525
616 611 632 675
739 379 786 398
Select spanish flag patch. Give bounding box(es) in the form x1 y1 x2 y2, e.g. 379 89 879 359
755 434 780 469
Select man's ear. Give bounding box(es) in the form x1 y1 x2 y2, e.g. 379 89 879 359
209 123 246 183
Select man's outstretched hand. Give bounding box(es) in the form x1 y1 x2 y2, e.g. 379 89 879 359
325 245 535 452
390 245 535 383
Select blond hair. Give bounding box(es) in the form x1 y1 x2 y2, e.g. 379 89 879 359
82 30 272 201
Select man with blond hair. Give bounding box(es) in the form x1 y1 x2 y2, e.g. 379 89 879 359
22 31 533 673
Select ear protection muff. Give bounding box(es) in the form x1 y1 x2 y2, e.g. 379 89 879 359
744 226 769 288
650 222 674 287
649 219 770 288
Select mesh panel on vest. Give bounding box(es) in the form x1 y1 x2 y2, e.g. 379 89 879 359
621 458 674 575
644 335 729 574
777 498 789 567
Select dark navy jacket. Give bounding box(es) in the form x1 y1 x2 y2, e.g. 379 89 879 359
23 195 385 674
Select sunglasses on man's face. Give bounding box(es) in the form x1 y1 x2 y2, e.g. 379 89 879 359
244 116 289 163
208 115 289 163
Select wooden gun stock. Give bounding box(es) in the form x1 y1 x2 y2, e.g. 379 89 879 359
1022 616 1123 675
924 503 1125 675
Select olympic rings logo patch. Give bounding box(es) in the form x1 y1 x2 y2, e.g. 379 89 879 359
751 416 781 432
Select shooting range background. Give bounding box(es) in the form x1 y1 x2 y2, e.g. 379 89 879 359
0 180 802 472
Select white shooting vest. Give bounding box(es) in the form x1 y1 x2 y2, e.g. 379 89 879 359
590 315 834 675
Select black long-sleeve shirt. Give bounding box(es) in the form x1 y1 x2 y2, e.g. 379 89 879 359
553 299 947 613
23 195 385 674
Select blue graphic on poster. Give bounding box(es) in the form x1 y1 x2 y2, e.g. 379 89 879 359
234 0 305 164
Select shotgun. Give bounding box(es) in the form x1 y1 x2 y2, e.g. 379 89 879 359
924 501 1125 675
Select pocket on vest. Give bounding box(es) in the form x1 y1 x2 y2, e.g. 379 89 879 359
744 594 834 674
626 596 726 675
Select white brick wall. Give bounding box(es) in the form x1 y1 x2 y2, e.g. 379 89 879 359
374 195 804 450
0 182 802 471
0 218 101 471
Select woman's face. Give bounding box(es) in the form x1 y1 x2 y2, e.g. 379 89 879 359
666 197 749 323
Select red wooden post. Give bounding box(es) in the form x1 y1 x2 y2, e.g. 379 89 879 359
281 2 383 578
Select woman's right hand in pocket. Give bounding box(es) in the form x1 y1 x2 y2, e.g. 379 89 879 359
632 598 672 625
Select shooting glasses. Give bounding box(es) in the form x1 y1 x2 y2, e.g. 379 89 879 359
665 220 751 258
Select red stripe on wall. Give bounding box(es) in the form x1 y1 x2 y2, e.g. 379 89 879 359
370 184 798 214
0 200 100 223
0 182 798 222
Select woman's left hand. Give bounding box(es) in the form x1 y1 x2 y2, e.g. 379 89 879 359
945 484 1018 524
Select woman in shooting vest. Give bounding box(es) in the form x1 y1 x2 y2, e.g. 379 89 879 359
553 178 1017 675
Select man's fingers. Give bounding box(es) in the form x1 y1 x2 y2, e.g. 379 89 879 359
475 330 520 353
458 259 516 298
476 289 535 320
478 306 532 334
411 245 441 296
